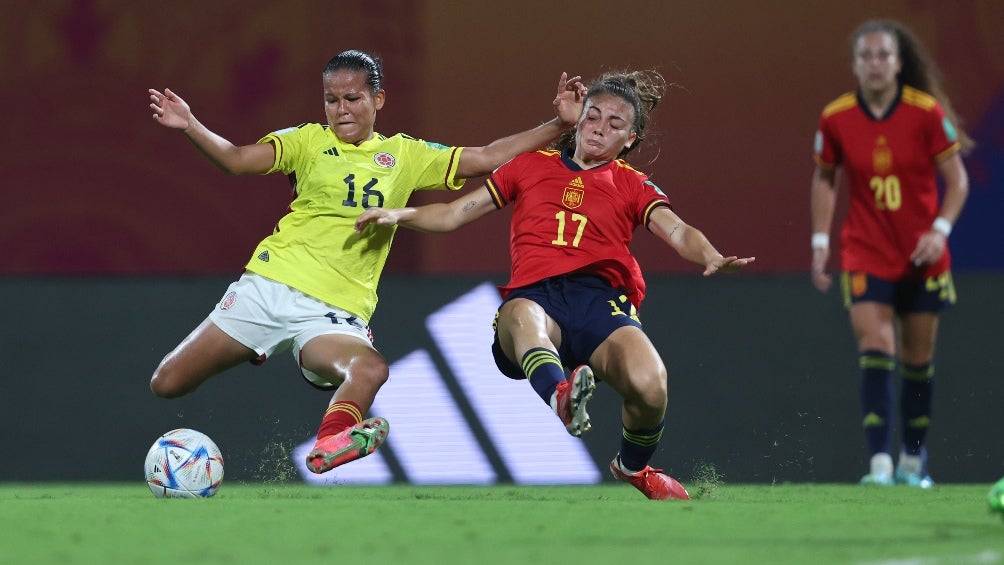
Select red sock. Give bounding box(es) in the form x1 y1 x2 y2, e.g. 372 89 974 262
316 401 363 440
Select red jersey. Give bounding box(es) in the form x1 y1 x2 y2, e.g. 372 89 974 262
486 149 671 308
814 86 961 280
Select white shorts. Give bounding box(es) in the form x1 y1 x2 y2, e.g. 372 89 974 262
208 272 374 389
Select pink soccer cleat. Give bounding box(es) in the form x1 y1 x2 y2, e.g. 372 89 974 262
306 417 389 474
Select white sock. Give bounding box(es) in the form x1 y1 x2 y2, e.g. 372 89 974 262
616 455 641 475
870 453 894 476
898 453 923 476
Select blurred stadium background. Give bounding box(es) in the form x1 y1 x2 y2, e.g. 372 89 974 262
1 0 1000 484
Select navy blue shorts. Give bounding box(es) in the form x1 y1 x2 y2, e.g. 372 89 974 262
840 271 956 314
492 275 643 380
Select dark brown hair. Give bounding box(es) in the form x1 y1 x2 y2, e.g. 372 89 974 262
553 69 667 158
323 50 383 94
852 19 974 153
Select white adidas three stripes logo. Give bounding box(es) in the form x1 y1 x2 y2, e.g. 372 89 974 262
293 283 601 485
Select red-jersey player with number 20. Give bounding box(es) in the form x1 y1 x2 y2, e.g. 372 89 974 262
810 20 972 488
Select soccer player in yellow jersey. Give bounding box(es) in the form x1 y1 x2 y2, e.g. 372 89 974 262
147 50 586 474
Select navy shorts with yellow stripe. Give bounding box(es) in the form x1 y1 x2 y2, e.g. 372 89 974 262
840 270 956 314
492 274 643 380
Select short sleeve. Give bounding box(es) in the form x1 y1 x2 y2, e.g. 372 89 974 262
814 114 840 170
404 138 466 191
485 154 528 209
632 174 671 227
927 103 961 162
258 125 306 175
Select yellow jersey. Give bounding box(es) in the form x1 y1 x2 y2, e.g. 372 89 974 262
247 123 465 322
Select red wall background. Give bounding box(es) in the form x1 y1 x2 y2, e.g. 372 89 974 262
2 0 1001 275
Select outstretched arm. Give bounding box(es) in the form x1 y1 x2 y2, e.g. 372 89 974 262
648 206 755 276
355 185 498 234
149 88 275 175
454 73 585 178
809 165 837 292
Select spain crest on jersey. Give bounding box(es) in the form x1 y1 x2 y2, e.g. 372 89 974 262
562 177 585 209
872 136 893 174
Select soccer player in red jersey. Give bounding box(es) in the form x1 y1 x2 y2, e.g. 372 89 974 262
809 20 972 488
356 70 754 499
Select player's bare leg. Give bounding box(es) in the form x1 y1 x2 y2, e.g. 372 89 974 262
591 326 667 430
591 327 688 500
496 299 592 435
150 317 257 398
301 335 390 473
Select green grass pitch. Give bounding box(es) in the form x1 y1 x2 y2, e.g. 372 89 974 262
1 482 1001 564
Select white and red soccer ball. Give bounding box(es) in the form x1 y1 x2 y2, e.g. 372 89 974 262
144 428 224 498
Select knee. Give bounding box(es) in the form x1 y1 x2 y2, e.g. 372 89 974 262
349 358 389 388
897 345 933 367
639 376 668 412
150 373 178 398
855 330 895 355
621 374 667 426
500 298 546 328
149 363 192 399
630 368 668 413
321 356 388 392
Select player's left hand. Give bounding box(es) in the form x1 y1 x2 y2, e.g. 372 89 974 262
554 72 586 128
703 256 755 276
910 230 946 266
354 208 397 233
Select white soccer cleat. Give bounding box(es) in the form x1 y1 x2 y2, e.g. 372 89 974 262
859 452 894 486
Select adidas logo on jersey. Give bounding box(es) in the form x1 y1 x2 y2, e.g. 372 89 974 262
323 147 339 156
258 250 270 262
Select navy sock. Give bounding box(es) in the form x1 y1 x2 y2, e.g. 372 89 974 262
860 350 895 456
900 362 934 456
521 347 565 404
618 422 664 472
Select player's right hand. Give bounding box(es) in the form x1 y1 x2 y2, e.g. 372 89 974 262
149 88 193 130
811 247 832 292
554 72 586 128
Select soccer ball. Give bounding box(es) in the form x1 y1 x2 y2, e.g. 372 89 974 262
144 428 224 498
